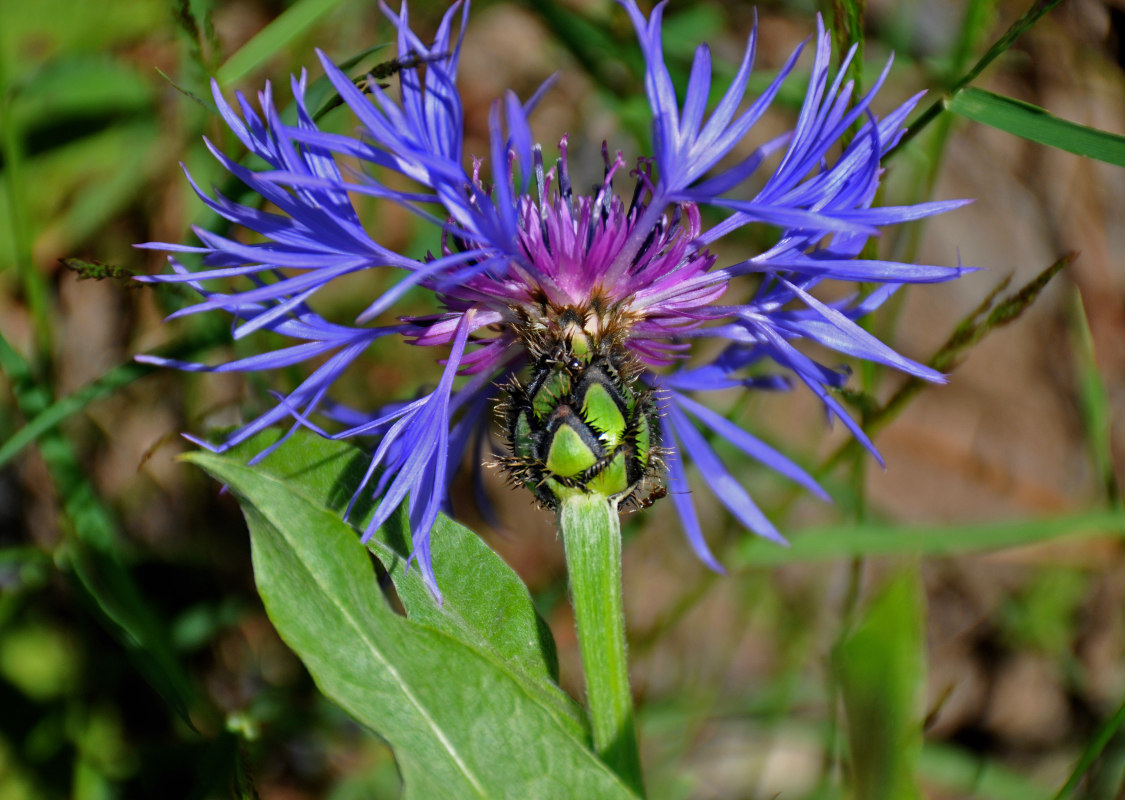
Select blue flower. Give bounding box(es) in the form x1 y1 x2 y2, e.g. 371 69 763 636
138 0 970 597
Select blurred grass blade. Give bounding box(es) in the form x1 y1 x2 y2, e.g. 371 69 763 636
949 88 1125 166
0 56 53 357
947 0 1063 91
1070 290 1118 504
892 0 1064 155
902 0 996 204
737 509 1125 566
1052 694 1125 799
834 570 925 800
0 333 200 726
216 0 350 87
949 0 997 77
0 361 154 469
0 321 230 469
168 0 219 78
528 3 639 99
922 741 1053 800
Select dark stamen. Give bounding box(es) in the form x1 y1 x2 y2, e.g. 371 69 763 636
533 145 546 211
627 176 646 218
533 145 551 250
669 203 682 233
557 136 572 202
631 217 662 268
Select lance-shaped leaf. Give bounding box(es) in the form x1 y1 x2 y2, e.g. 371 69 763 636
217 428 584 736
187 446 637 799
949 87 1125 167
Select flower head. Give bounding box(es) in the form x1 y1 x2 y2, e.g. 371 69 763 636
139 0 970 597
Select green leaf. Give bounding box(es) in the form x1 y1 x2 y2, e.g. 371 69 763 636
216 428 584 737
216 0 350 87
949 87 1125 167
186 447 639 799
834 570 925 800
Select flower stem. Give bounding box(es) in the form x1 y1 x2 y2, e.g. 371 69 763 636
558 494 644 796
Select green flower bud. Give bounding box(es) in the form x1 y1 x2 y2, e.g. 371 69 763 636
500 315 664 510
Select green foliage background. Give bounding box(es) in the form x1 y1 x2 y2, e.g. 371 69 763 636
1 0 1123 797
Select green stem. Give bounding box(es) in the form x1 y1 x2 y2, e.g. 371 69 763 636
558 494 644 797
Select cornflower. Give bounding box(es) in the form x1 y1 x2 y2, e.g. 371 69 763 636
138 0 970 597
